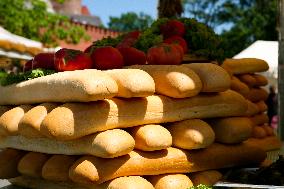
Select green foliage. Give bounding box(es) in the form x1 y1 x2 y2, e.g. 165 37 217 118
0 0 89 47
188 184 213 189
92 36 123 48
183 0 278 58
108 12 154 32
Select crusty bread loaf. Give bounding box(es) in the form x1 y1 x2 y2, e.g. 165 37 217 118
183 63 231 92
244 136 282 151
237 74 257 87
167 119 215 149
0 105 33 135
129 124 172 151
104 69 155 98
253 74 268 86
255 101 268 112
41 90 247 140
222 58 269 74
0 129 135 158
189 170 222 186
247 88 269 102
245 100 260 116
9 176 155 189
148 174 193 189
69 143 266 184
0 148 26 179
18 103 58 138
0 69 118 105
262 125 275 136
127 65 202 98
42 155 78 182
208 117 253 144
251 126 267 138
250 113 269 126
18 152 50 178
230 76 250 97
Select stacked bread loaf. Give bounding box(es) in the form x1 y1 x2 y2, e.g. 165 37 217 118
0 63 268 188
222 58 282 152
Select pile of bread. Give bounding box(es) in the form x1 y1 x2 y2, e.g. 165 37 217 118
0 59 281 189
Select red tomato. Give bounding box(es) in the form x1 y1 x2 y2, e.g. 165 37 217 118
117 47 146 66
24 53 55 71
164 35 188 53
160 20 185 38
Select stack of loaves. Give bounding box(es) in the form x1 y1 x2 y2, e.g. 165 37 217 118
222 58 282 152
0 63 269 189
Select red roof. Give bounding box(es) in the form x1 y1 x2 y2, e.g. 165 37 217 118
81 6 91 16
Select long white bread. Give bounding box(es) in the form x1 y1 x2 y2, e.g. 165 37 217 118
0 148 27 179
41 90 247 140
104 69 155 98
9 176 155 189
222 58 269 74
238 74 257 87
244 136 282 151
245 100 260 116
18 152 50 178
255 101 268 112
247 88 269 102
18 103 58 138
0 69 118 105
69 143 266 184
0 129 135 158
148 174 193 189
183 63 231 92
127 65 202 98
167 119 215 150
128 124 172 151
253 74 268 86
250 113 269 126
208 117 253 144
189 170 222 186
230 76 250 97
0 105 33 135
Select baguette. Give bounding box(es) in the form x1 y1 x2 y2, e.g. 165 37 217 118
0 105 33 136
167 119 215 149
247 88 269 102
208 117 253 144
41 90 247 140
183 63 231 92
42 155 78 182
129 124 172 151
222 58 269 74
9 176 154 189
189 170 222 186
245 100 260 116
262 125 275 136
237 74 257 87
251 126 267 138
148 174 193 189
230 76 250 97
127 65 202 98
104 69 155 98
0 129 135 158
18 152 50 178
0 148 26 179
253 74 268 86
244 136 282 151
0 69 118 105
250 113 269 126
69 143 266 184
255 101 268 112
18 103 58 138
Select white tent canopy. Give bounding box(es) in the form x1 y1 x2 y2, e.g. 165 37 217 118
233 40 278 78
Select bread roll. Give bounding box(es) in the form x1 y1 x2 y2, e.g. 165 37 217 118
0 69 118 105
148 174 193 189
69 143 266 184
42 155 78 181
0 129 135 158
0 105 33 135
41 90 247 140
251 126 267 138
247 88 269 102
250 113 269 126
127 65 202 98
129 124 172 151
245 100 260 116
255 101 268 112
18 103 58 138
208 117 253 144
9 176 155 189
0 148 26 179
244 136 282 151
104 69 155 98
262 125 275 136
253 74 268 86
190 170 222 186
183 63 231 92
167 119 215 149
230 76 250 97
237 74 257 87
222 58 269 74
18 152 50 178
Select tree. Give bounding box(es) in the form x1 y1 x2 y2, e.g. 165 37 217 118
0 0 89 47
108 12 154 32
183 0 278 57
158 0 183 18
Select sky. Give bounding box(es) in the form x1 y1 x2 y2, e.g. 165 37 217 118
82 0 158 27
